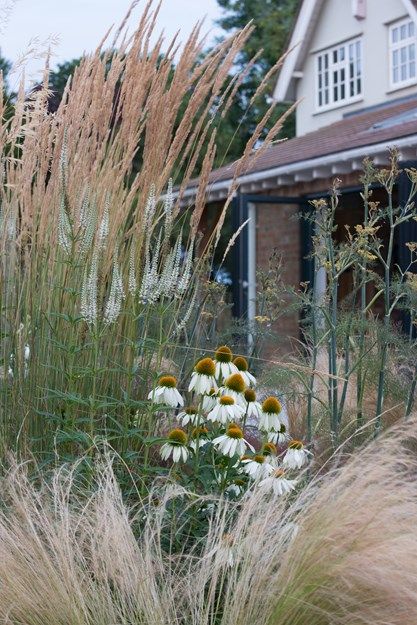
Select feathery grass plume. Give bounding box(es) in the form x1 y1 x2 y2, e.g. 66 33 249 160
0 419 417 624
0 0 292 456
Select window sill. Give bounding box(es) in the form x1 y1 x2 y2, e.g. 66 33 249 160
387 79 417 94
313 96 364 115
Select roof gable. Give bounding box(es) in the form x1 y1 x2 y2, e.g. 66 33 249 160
274 0 417 102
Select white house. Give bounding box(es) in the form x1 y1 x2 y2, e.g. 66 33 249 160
190 0 417 348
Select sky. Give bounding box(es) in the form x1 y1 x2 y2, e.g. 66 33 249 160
0 0 224 83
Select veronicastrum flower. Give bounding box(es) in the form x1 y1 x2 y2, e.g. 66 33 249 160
148 375 184 408
213 423 255 458
259 396 282 432
214 346 238 381
283 440 312 469
233 356 256 387
207 395 245 425
259 469 297 496
160 429 189 463
189 358 218 395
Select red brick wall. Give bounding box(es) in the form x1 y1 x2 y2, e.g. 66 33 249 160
254 171 363 357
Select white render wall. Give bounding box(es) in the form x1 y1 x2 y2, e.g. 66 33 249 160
296 0 417 136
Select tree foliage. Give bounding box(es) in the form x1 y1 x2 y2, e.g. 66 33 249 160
212 0 299 165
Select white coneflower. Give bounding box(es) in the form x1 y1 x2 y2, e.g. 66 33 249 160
225 480 245 497
213 423 255 458
283 440 312 470
221 373 246 408
160 428 189 463
148 375 184 408
214 345 238 380
190 425 209 451
189 358 218 395
202 388 218 412
233 356 256 387
97 193 110 250
177 406 200 426
104 254 124 324
259 397 282 432
207 395 244 425
243 388 262 419
259 468 297 496
268 423 291 445
241 454 274 480
80 249 99 325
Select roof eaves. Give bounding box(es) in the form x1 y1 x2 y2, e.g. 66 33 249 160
273 0 323 102
274 0 417 104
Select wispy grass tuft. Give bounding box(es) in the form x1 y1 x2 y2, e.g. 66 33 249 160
1 418 416 624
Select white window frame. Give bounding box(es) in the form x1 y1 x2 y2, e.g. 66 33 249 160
315 37 363 113
388 17 417 91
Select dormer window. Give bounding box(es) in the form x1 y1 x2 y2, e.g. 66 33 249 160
316 38 362 111
389 17 416 89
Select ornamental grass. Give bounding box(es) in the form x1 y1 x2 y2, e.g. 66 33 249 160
0 417 416 624
0 1 291 464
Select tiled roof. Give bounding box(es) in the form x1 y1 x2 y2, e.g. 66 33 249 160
205 96 417 185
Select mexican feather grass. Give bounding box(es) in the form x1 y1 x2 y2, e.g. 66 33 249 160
0 418 416 624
